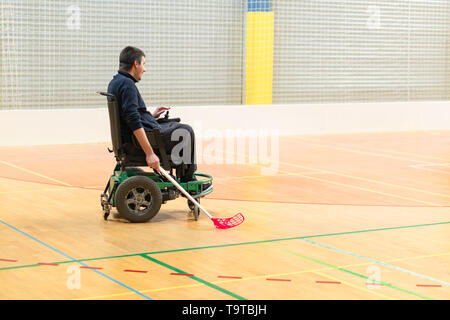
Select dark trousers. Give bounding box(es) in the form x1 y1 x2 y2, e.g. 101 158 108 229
158 122 197 182
124 122 197 182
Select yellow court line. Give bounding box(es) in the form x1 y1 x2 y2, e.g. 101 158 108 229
205 150 445 206
291 137 433 164
411 167 450 175
234 251 450 280
311 270 395 300
0 185 102 195
75 251 450 300
377 149 449 163
75 283 203 300
0 188 71 195
0 160 73 187
213 172 318 181
286 137 450 199
273 167 441 206
290 136 450 163
277 159 450 200
0 186 101 195
347 146 449 163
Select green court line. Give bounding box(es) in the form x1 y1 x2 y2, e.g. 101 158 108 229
1 221 448 272
140 254 246 300
283 249 433 300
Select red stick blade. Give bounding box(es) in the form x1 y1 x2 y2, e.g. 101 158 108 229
212 213 245 229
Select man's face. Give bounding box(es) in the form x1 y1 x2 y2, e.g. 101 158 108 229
133 56 146 81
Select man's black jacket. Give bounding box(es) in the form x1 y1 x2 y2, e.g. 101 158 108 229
107 70 161 144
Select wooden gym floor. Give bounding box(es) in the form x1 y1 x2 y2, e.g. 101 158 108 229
0 131 449 300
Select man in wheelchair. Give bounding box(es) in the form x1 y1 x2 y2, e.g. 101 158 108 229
107 46 201 185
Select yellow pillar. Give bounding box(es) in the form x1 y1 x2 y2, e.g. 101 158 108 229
245 11 274 105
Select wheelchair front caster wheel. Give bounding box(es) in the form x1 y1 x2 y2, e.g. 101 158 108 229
115 176 162 223
188 198 200 221
101 197 111 221
193 206 200 221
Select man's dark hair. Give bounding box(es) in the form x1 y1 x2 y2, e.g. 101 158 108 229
119 46 145 71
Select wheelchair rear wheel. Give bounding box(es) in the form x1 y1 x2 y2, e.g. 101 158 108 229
115 176 162 223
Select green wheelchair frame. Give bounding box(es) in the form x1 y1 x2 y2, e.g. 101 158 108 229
98 92 213 223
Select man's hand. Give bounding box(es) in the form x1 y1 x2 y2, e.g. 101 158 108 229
146 153 160 171
152 106 171 119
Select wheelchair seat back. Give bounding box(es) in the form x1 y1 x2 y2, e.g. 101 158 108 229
105 93 123 159
98 91 172 170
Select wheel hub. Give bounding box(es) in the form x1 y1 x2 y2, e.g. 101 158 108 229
126 187 152 214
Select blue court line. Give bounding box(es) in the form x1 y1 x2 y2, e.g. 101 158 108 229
301 238 450 287
0 219 153 300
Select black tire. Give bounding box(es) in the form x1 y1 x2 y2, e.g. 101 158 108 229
115 176 162 223
193 206 200 221
188 198 200 221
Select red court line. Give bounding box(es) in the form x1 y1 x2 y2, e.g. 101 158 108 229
218 275 242 279
124 269 148 273
37 262 58 266
266 278 291 282
416 284 442 288
0 259 18 262
170 273 194 276
80 266 103 270
316 281 341 284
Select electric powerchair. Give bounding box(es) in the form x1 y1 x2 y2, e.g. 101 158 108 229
97 92 213 223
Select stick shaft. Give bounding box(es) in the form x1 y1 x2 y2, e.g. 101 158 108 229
158 167 213 219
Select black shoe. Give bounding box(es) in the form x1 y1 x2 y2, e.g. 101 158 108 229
201 182 212 192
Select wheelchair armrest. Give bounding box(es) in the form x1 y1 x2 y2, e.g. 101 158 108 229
131 129 163 150
129 129 172 170
156 110 180 124
157 117 181 124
